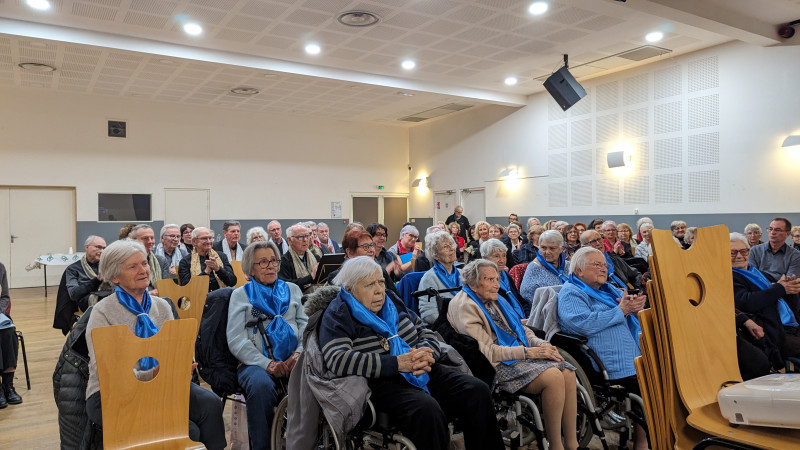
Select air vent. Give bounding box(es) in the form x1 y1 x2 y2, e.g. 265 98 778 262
108 120 126 138
534 45 672 81
399 103 473 123
617 45 672 61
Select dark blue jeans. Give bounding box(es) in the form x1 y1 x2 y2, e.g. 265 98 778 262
237 364 279 450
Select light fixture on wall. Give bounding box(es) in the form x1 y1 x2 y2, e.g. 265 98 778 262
411 176 428 188
499 168 521 190
607 142 635 176
781 135 800 147
607 151 627 168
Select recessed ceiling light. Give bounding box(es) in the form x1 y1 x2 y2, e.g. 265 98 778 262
645 31 664 43
26 0 50 11
18 62 57 72
337 11 380 28
305 43 321 55
397 91 414 97
505 76 518 86
528 1 548 15
230 87 260 96
401 59 416 70
183 22 203 36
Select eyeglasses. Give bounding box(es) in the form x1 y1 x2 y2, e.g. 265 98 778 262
731 249 750 257
406 235 419 240
793 235 800 239
197 236 214 242
374 232 387 237
358 242 377 250
585 238 603 246
603 228 617 233
293 234 310 240
586 261 607 269
539 245 560 252
164 234 180 239
89 245 106 250
767 227 788 233
255 258 279 268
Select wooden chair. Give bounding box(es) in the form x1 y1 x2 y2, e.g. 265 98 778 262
648 226 800 448
155 277 209 337
92 319 202 449
230 260 248 288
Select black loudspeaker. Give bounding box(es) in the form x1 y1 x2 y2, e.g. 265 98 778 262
543 66 586 111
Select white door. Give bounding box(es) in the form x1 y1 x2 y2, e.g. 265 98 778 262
433 191 457 225
165 189 210 229
0 188 76 288
460 188 486 224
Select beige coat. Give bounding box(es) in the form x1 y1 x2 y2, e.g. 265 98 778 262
448 290 547 367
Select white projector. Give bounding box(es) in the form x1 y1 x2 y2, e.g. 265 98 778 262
718 373 800 429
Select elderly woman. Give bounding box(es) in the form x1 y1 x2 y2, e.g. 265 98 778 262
558 247 647 449
617 223 638 255
466 221 491 262
730 232 800 367
330 230 398 297
319 257 503 450
447 221 467 261
418 232 462 326
388 225 430 275
516 225 545 264
505 223 524 253
482 239 530 317
246 226 268 245
561 225 581 260
448 259 578 450
634 222 654 260
227 241 307 449
602 221 632 258
520 230 570 304
744 223 763 248
685 227 698 249
792 226 800 251
85 240 225 449
486 224 515 268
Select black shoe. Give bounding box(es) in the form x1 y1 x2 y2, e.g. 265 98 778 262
0 390 7 409
3 386 21 405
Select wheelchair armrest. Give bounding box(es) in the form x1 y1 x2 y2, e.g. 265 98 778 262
550 332 588 347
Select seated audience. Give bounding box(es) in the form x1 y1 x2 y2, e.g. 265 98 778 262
558 247 647 449
520 230 569 304
527 217 541 228
227 241 307 450
616 223 638 256
587 218 604 232
344 221 365 235
388 225 430 275
561 225 581 260
154 224 185 278
602 221 632 258
213 220 244 262
118 223 136 240
483 239 530 317
749 217 800 282
319 257 503 450
634 223 654 260
267 220 289 257
448 222 467 262
65 235 111 311
504 223 525 255
330 231 399 296
573 222 587 236
542 219 557 231
731 232 800 367
179 223 194 254
671 220 690 249
685 227 698 249
445 205 471 243
792 225 800 252
278 223 318 294
581 230 642 291
368 223 403 281
305 221 326 259
418 231 462 326
508 213 518 224
448 259 578 450
317 222 340 253
554 221 568 233
131 224 170 295
487 224 515 268
0 262 21 407
734 309 771 380
516 225 545 264
466 221 490 262
246 226 268 245
85 240 226 449
179 227 237 291
744 223 763 248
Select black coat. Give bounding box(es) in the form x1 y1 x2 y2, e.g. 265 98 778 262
178 252 237 291
607 252 642 291
445 214 471 242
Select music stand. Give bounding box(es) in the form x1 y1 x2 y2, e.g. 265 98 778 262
313 253 345 284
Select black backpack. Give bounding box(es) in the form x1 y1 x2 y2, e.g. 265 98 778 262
195 287 240 397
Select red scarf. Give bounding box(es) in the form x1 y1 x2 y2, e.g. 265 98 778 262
396 240 412 255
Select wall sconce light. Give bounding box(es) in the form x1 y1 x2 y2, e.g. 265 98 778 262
607 151 627 168
498 168 515 178
412 175 429 192
782 135 800 147
607 143 635 176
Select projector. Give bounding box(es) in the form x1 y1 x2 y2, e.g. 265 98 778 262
718 374 800 429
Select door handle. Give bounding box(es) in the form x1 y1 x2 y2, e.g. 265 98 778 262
10 234 18 243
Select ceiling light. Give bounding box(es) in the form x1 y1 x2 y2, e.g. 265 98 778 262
401 59 416 70
305 43 321 55
337 11 380 28
397 92 414 97
645 31 664 43
18 62 56 72
528 2 548 15
504 76 518 86
183 22 203 36
230 87 260 96
26 0 51 11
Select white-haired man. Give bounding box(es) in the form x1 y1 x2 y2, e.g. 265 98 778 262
154 224 185 277
317 222 340 253
179 227 237 291
55 235 113 333
278 223 319 293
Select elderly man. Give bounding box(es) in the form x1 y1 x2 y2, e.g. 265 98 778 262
267 220 289 257
55 235 113 333
316 222 340 253
304 221 328 259
744 224 764 248
581 230 642 291
445 205 470 242
670 220 690 249
131 224 170 295
155 224 185 277
213 220 245 262
278 223 319 293
749 218 800 282
179 227 237 291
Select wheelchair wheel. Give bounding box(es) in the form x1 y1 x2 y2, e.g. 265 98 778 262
559 348 596 448
271 396 339 450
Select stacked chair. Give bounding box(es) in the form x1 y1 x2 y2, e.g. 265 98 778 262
637 225 800 449
156 277 210 337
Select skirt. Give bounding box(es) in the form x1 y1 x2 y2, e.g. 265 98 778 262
494 358 575 394
0 327 19 371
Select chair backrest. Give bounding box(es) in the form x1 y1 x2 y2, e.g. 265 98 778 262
396 271 426 314
91 319 201 449
508 263 528 290
156 276 209 337
230 261 248 288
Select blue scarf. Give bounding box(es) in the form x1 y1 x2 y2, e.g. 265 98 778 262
733 265 799 328
462 285 526 365
433 262 461 289
536 251 568 283
340 289 429 392
243 279 297 362
499 271 525 319
604 253 628 289
567 274 642 347
115 286 159 370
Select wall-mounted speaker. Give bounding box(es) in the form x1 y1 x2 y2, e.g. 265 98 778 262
108 120 127 138
543 66 586 112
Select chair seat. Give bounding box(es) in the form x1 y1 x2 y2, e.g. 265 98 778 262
687 402 800 449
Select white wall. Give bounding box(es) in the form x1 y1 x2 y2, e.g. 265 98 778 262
0 87 410 222
409 40 800 219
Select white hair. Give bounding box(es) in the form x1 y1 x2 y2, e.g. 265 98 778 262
480 238 507 258
569 247 603 275
332 256 382 291
730 232 750 249
286 222 309 238
425 232 455 263
461 259 498 288
399 225 419 239
160 224 180 239
246 226 267 245
539 229 564 247
98 240 147 286
130 224 152 239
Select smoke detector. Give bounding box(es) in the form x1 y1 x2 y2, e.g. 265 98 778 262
337 11 380 27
